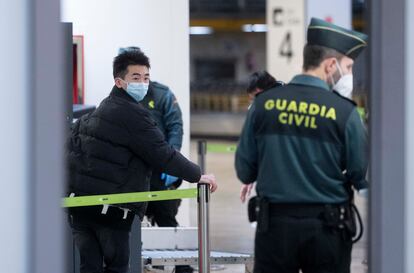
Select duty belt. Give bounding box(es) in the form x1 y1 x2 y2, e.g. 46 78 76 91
268 203 347 218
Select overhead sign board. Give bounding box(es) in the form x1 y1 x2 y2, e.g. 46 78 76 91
266 0 305 82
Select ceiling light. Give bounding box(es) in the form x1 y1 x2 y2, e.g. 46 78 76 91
190 26 214 35
242 24 267 32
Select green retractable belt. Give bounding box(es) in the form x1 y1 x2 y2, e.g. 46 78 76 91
62 188 198 208
63 141 229 208
206 143 237 153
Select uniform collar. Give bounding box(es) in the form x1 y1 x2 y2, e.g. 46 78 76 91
290 74 330 91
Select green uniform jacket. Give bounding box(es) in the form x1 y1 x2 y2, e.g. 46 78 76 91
235 75 368 204
140 81 183 150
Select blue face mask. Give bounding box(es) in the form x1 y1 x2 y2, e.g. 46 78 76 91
121 80 149 102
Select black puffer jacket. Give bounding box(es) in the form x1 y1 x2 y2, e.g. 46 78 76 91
68 86 201 220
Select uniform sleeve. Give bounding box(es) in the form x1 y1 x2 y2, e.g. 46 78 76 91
162 89 183 150
344 108 368 190
127 110 201 182
235 104 258 184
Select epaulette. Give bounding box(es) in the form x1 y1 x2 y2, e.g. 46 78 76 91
332 90 357 106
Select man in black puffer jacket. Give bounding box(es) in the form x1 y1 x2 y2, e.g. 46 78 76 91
67 50 217 273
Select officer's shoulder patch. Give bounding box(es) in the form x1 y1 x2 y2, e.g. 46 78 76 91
332 90 357 106
151 81 169 91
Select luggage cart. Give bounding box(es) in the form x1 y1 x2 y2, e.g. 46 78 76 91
140 227 254 273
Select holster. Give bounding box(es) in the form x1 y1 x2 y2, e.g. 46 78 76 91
321 204 341 229
247 196 269 232
321 204 356 240
343 205 357 237
247 196 258 222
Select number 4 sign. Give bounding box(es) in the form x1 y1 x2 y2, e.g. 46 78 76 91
279 31 293 62
266 0 305 82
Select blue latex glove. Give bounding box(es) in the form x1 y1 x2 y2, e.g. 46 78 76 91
358 189 368 198
160 173 179 187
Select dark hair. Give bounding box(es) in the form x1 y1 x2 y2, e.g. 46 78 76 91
303 44 343 71
113 51 150 79
246 71 277 93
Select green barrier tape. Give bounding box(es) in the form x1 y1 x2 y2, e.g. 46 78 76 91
206 143 237 153
62 188 198 208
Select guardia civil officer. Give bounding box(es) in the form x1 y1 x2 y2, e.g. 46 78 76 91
235 18 368 273
240 70 284 203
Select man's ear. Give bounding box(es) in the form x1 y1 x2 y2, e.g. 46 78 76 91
114 78 123 88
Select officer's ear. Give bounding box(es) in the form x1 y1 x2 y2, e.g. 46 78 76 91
324 57 337 76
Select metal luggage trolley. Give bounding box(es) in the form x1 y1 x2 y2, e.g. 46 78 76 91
140 227 254 273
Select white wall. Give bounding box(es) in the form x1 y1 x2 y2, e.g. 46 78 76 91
306 0 351 28
61 0 193 225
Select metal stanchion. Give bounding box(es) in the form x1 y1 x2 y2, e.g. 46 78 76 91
198 140 207 173
197 140 210 273
198 183 210 273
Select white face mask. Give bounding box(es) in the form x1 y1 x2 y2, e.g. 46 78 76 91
333 74 353 98
332 59 354 98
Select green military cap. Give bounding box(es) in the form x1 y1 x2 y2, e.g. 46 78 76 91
307 17 368 60
118 46 142 55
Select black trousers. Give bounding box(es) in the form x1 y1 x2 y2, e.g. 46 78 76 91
254 216 352 273
71 219 131 273
145 199 181 226
145 171 181 227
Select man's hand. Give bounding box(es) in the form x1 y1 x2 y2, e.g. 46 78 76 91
240 183 255 203
199 174 218 193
